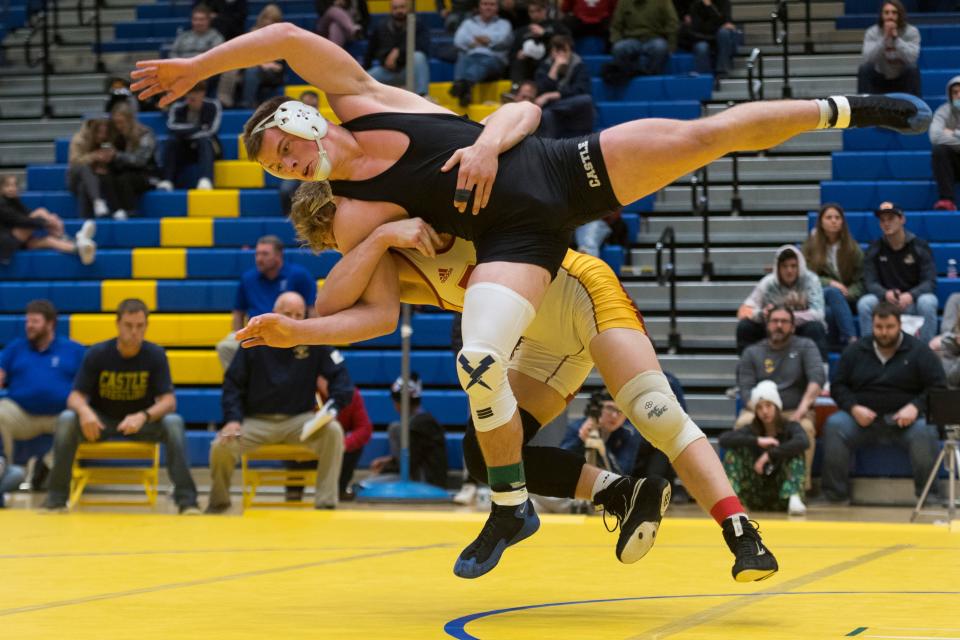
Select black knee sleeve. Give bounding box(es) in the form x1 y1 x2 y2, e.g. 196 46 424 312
462 409 585 498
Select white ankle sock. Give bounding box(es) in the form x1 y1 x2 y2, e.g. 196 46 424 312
591 471 621 501
815 96 851 129
491 487 528 507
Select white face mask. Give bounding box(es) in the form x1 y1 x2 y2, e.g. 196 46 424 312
252 100 332 181
952 98 960 110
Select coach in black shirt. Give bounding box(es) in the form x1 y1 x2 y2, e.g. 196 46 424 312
821 301 945 503
43 298 199 513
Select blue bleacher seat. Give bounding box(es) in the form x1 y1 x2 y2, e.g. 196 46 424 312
836 12 960 29
831 151 932 180
842 129 931 152
596 100 701 128
820 180 938 210
591 75 713 102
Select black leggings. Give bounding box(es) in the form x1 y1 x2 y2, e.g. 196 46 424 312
462 409 585 499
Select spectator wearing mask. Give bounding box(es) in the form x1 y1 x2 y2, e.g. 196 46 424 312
736 245 828 360
821 301 945 504
0 175 96 265
857 0 921 96
209 292 352 512
508 0 568 85
369 373 448 488
108 103 158 219
857 202 938 344
0 300 86 478
930 292 960 388
802 203 864 348
43 298 199 513
677 0 737 79
719 381 808 516
450 0 513 107
929 76 960 211
365 0 432 96
156 82 222 192
533 34 595 138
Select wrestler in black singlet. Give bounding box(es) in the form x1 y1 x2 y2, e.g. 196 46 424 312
329 112 621 277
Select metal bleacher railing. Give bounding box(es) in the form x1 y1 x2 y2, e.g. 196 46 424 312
655 226 680 354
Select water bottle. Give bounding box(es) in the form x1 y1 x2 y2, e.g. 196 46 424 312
948 259 958 279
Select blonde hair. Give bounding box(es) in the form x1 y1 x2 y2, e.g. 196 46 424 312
255 3 284 29
290 181 338 251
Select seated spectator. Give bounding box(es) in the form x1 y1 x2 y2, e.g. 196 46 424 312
171 5 226 98
0 438 26 508
202 0 249 41
316 0 368 49
736 305 824 491
365 0 431 96
574 208 624 257
930 292 960 388
857 0 921 97
439 0 478 34
216 235 317 370
43 298 200 513
0 175 96 265
450 0 513 107
560 390 642 476
238 4 286 108
607 0 678 80
802 203 864 348
736 245 828 360
67 117 125 220
676 0 737 79
109 104 158 219
533 34 595 138
857 202 938 344
369 373 448 488
821 301 945 504
560 0 615 41
209 292 350 512
0 300 85 482
929 76 960 211
719 381 808 515
156 82 222 192
508 0 568 85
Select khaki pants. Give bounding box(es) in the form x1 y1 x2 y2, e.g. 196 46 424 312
208 413 344 509
0 398 58 462
216 332 240 372
735 407 816 491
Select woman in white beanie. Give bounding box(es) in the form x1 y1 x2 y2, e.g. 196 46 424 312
718 380 809 515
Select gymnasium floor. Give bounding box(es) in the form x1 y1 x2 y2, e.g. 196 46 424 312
2 504 959 639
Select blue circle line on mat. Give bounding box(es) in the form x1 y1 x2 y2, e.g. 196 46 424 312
442 591 960 639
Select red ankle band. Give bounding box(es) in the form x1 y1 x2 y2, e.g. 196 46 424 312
710 496 745 525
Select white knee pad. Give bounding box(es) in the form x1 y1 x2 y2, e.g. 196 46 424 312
457 282 537 431
615 370 705 461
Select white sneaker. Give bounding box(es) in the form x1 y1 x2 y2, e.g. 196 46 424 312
453 483 477 506
196 177 213 190
93 198 110 218
788 494 807 516
112 209 128 221
156 180 174 192
76 219 96 241
76 238 96 265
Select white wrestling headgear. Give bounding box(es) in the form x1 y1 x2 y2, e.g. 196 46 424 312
251 100 332 181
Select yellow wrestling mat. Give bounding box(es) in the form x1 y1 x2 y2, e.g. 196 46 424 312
2 510 959 639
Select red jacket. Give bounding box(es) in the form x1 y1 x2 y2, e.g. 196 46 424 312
340 387 373 452
562 0 617 24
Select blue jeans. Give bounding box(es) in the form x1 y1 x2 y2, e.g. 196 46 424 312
691 27 737 75
369 51 431 96
857 292 939 343
575 220 612 257
44 409 198 508
162 135 216 185
540 94 596 138
820 410 941 500
824 285 856 346
0 460 25 507
611 36 670 76
453 52 505 85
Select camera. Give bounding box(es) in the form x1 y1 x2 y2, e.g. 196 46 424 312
762 461 777 476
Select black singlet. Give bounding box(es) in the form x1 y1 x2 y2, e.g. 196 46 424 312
329 112 621 276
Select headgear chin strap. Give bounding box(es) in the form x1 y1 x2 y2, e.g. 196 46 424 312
251 100 332 181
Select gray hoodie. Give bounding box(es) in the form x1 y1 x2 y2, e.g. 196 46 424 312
929 75 960 149
861 23 920 79
742 244 825 326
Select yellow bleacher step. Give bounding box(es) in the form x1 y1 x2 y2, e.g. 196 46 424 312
214 160 264 189
69 313 232 347
160 218 213 247
167 350 223 384
428 80 511 111
132 248 186 279
188 189 239 218
101 280 158 311
367 0 434 12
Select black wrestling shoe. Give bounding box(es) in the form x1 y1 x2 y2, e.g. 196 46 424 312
721 515 779 582
453 498 540 579
839 93 932 135
595 476 671 564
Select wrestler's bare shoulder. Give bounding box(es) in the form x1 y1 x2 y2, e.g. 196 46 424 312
327 84 454 121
